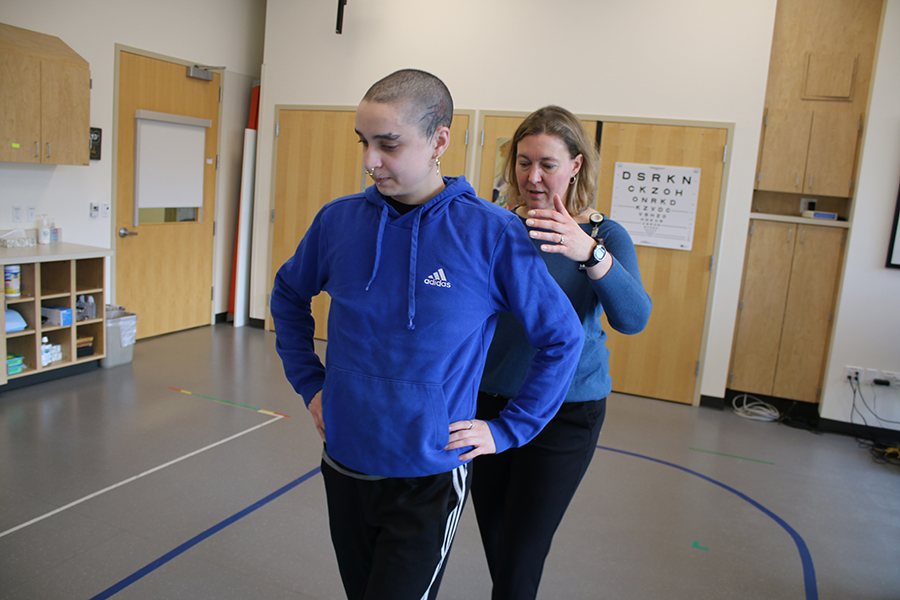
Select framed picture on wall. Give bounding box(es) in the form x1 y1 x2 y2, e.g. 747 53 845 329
887 177 900 268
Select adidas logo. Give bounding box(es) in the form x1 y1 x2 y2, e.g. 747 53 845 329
424 268 452 288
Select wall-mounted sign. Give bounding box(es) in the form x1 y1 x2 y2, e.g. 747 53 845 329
610 162 701 250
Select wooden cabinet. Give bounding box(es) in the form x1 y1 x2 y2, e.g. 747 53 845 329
756 109 860 198
730 219 845 402
0 22 90 165
3 249 109 386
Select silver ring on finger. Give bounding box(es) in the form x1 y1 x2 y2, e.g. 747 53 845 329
559 234 565 245
466 420 474 430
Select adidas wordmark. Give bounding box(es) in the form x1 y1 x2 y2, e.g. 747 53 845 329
424 268 452 288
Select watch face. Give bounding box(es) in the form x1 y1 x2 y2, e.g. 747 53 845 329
593 243 607 262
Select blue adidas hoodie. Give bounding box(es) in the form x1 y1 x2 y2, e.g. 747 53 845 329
271 176 583 478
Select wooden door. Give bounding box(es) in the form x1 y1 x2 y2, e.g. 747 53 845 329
757 109 813 193
773 225 844 401
41 60 90 166
269 109 361 339
269 110 471 339
0 52 41 163
729 221 796 395
478 115 599 207
804 112 860 197
115 51 220 339
597 123 728 404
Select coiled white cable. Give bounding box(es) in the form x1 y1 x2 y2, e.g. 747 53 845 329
732 393 780 421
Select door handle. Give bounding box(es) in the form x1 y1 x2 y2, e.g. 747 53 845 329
118 227 138 238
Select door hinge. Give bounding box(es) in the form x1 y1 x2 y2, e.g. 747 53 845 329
749 223 754 235
709 255 714 271
211 287 215 300
695 361 700 377
465 130 469 145
828 311 833 323
729 372 734 384
740 299 744 311
480 130 484 146
757 172 761 183
764 115 768 127
90 78 93 89
271 209 275 223
276 122 280 136
213 221 216 236
722 145 727 163
215 155 219 169
219 87 223 102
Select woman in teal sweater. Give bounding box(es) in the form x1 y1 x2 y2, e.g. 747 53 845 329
473 106 652 600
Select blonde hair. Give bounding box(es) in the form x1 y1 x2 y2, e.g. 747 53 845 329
504 106 599 215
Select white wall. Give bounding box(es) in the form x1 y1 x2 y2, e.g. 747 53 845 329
820 0 900 430
253 0 779 401
0 0 266 311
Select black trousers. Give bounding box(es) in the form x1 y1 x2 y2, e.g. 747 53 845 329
321 459 471 600
472 393 606 600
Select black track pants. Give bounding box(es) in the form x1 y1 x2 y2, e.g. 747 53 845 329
322 460 471 600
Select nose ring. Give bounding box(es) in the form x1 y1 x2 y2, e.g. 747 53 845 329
365 168 375 176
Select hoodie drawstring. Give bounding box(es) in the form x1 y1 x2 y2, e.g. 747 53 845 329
406 210 422 330
364 203 420 331
365 205 389 291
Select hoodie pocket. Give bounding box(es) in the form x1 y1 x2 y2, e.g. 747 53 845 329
322 366 449 475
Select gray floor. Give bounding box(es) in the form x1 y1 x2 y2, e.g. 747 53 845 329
1 324 897 600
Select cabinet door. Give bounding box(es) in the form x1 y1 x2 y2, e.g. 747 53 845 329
773 226 844 402
804 112 860 197
730 221 795 395
757 109 812 193
0 52 41 163
41 60 90 165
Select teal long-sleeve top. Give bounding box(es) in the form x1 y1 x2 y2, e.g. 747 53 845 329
480 215 652 402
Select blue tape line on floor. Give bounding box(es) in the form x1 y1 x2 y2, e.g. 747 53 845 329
89 467 321 600
599 445 817 600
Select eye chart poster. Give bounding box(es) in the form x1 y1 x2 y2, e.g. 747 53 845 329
609 162 701 251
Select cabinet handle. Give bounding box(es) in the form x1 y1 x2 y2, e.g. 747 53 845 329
46 143 51 159
788 229 792 243
796 174 800 187
800 230 805 244
35 142 39 158
809 174 813 189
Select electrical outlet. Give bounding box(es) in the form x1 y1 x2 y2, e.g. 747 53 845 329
864 368 880 385
882 371 900 388
844 366 863 382
89 203 100 218
26 207 36 222
12 207 22 223
100 203 110 218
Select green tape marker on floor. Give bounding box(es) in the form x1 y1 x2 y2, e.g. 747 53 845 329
692 541 709 551
689 447 774 465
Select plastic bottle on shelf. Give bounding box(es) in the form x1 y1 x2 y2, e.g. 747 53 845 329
86 296 96 319
37 215 51 245
41 336 52 367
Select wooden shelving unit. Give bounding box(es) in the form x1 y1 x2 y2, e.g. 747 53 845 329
2 244 111 386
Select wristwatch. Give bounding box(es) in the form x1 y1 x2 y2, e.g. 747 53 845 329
582 240 608 268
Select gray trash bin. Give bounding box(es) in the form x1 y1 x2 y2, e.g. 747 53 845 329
101 305 138 368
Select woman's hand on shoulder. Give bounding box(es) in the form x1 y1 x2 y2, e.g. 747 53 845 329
525 194 595 264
